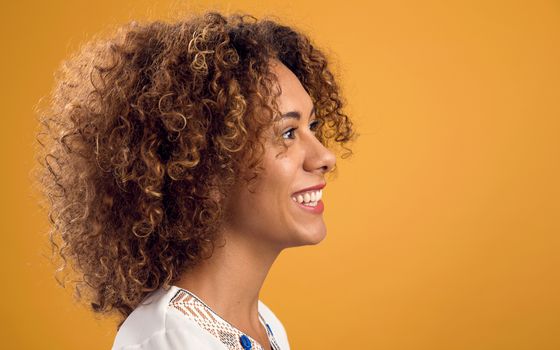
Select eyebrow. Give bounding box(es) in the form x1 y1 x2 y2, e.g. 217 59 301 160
280 106 316 120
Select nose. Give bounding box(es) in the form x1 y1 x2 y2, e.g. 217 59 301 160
303 133 336 174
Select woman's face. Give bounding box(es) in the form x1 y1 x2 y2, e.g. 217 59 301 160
223 59 336 250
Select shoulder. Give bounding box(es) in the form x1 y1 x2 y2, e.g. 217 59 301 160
258 299 291 350
111 286 291 350
111 286 225 350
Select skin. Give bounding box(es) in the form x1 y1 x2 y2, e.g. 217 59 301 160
176 58 336 348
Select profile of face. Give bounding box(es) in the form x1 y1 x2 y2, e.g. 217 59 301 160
222 59 336 251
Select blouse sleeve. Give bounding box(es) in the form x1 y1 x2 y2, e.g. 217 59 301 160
113 312 226 350
116 328 207 349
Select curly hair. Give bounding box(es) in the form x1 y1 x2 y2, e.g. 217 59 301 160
33 11 355 326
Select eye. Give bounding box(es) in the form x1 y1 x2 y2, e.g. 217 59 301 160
282 127 297 140
281 120 322 140
309 119 322 132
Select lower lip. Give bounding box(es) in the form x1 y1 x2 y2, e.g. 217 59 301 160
293 199 324 214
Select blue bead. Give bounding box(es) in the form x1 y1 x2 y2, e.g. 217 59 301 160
266 324 274 336
239 334 252 349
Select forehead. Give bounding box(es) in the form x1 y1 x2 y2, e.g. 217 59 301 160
269 60 314 115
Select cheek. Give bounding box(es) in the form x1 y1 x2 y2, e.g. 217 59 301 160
222 144 306 238
263 149 300 185
227 159 299 235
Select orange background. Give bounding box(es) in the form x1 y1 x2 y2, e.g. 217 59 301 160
2 0 559 349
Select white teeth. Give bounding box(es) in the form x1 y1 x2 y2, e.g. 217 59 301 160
291 189 322 205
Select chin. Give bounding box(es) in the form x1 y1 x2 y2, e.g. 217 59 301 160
293 227 327 247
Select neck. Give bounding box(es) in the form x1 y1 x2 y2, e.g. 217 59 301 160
175 228 282 333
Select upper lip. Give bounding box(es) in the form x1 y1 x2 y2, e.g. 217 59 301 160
292 183 326 196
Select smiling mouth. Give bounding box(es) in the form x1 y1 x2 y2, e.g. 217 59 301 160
291 189 322 207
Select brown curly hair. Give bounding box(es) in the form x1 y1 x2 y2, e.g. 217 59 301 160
33 11 355 326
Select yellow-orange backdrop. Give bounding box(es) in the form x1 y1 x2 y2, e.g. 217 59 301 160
1 0 559 349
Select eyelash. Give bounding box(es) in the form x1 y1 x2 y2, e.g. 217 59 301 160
282 120 322 140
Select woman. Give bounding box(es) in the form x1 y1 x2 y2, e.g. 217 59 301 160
35 11 355 350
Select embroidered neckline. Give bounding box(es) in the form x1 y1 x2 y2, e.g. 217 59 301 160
168 287 281 350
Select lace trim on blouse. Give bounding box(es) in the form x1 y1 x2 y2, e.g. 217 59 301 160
169 288 282 350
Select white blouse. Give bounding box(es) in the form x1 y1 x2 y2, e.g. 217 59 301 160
112 285 291 350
